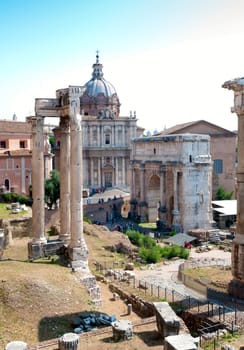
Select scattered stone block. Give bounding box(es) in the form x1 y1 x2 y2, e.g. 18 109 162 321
164 334 199 350
112 320 133 341
153 302 180 338
58 332 79 350
5 341 28 350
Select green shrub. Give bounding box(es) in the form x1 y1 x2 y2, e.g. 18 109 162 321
2 193 31 205
83 216 92 224
126 230 189 263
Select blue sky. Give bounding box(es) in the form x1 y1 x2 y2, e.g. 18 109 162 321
0 0 244 132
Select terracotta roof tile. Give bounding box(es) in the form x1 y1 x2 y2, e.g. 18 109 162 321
0 120 31 134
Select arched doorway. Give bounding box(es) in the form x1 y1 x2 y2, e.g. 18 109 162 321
147 175 160 222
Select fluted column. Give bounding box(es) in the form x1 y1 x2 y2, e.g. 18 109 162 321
98 158 101 187
139 163 145 202
29 116 46 244
223 78 244 296
130 163 135 199
115 157 119 186
90 159 94 186
59 116 70 243
172 168 180 228
159 165 166 206
122 157 125 188
68 99 88 271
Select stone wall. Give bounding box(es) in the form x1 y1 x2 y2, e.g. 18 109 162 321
0 217 32 248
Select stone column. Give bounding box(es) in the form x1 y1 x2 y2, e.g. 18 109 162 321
139 163 147 222
159 165 166 206
68 100 88 271
223 78 244 297
59 116 70 243
115 157 119 186
130 163 135 199
28 116 46 244
158 165 167 227
122 157 125 188
90 158 94 187
139 163 145 202
98 158 101 187
172 168 180 230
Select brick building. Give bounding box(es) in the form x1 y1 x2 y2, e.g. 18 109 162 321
0 119 52 195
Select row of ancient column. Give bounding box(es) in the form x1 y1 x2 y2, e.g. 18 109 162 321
28 111 88 268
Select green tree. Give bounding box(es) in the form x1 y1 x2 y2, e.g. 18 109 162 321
45 170 60 209
215 186 233 200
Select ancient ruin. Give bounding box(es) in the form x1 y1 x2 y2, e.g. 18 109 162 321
130 134 213 232
223 77 244 298
27 86 101 304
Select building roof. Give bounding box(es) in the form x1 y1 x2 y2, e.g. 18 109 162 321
0 120 31 134
156 120 236 137
212 200 237 216
164 233 197 246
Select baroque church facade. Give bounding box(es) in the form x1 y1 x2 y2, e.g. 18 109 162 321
54 54 144 191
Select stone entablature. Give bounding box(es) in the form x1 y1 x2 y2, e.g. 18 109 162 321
130 134 212 232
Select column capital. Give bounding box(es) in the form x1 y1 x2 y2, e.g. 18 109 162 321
27 115 44 127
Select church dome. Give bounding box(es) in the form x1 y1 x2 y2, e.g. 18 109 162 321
84 53 117 97
81 53 120 118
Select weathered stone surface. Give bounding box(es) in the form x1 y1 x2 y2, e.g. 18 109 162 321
164 334 199 350
112 319 133 341
153 301 180 338
5 341 28 350
58 332 79 350
223 78 244 296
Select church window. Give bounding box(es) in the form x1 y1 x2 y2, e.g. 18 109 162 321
105 134 110 144
105 157 111 164
0 141 6 148
92 129 97 144
19 140 27 148
213 159 223 174
153 148 156 154
189 155 192 162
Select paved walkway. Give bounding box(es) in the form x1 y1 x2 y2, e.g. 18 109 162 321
134 247 231 301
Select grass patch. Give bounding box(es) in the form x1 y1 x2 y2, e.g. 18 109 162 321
138 222 157 229
0 203 30 219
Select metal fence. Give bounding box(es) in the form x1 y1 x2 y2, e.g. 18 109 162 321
95 260 241 333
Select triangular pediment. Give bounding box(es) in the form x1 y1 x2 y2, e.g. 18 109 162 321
157 120 236 137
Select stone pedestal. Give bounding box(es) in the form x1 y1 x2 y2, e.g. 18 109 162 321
112 320 133 341
5 341 28 350
68 245 88 271
58 333 79 350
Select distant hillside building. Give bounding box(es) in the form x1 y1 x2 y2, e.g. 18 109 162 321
130 134 213 233
156 120 237 199
0 119 52 195
53 54 144 191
